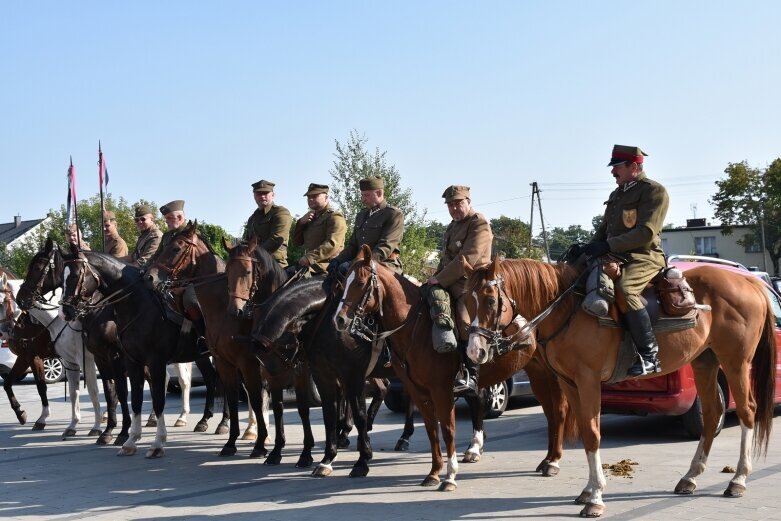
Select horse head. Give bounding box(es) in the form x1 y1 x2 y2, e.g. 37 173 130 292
465 256 526 365
17 237 63 310
145 220 205 289
333 244 381 332
224 235 259 317
60 246 102 322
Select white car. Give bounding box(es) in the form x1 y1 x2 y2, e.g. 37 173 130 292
0 338 65 384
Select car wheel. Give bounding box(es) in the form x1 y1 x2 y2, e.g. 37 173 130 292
43 357 65 384
383 389 407 413
484 380 510 419
681 381 726 439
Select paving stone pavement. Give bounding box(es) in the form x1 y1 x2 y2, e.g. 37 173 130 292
1 377 780 520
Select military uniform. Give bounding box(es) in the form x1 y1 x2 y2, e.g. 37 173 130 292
242 180 292 268
132 224 163 267
293 184 347 274
435 205 493 340
593 171 669 311
105 236 128 257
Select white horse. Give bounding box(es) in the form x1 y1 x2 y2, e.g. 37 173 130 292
23 286 103 439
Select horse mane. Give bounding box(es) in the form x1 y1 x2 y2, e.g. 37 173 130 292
252 244 288 295
495 258 580 315
254 277 326 342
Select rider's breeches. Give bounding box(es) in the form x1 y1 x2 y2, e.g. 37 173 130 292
618 258 661 311
182 285 201 319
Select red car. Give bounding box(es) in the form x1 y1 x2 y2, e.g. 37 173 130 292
601 255 781 438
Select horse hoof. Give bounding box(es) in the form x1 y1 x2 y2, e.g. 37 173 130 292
249 448 268 459
421 476 440 487
214 423 229 435
118 446 137 456
312 464 333 477
723 482 746 498
349 463 369 477
295 456 314 468
461 451 480 463
240 431 257 441
541 463 560 477
264 453 282 466
146 418 157 428
62 428 77 438
145 447 165 459
114 434 129 446
394 439 410 452
97 434 113 445
174 419 187 428
574 491 591 505
88 429 102 437
193 421 208 432
674 479 697 495
337 437 350 450
438 480 457 492
536 459 550 473
32 422 46 431
219 447 237 457
17 411 27 425
579 502 605 518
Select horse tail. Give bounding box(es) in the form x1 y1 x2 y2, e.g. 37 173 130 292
752 302 777 456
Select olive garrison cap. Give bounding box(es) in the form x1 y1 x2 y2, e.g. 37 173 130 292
359 176 384 191
442 185 471 203
304 183 329 196
159 200 185 215
608 145 648 167
252 180 276 192
134 204 154 218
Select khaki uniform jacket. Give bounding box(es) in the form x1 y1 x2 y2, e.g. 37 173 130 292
132 224 163 267
105 235 128 257
243 204 292 267
436 209 493 296
292 204 347 274
335 201 404 273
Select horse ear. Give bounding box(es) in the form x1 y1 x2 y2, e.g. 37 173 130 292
248 234 258 251
45 237 54 253
488 255 500 279
189 220 198 236
359 244 373 263
221 236 233 252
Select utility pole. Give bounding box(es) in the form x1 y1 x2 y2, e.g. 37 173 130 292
529 182 551 261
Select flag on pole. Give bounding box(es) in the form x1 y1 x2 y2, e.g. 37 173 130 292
98 141 107 190
66 157 77 225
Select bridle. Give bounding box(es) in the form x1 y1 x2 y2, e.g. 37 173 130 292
151 234 226 295
226 250 261 315
19 249 60 309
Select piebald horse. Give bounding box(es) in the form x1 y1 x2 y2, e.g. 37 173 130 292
466 255 776 517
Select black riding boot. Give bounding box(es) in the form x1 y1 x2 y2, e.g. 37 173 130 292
186 306 208 356
625 308 661 377
453 343 479 395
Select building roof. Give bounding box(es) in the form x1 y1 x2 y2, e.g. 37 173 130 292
0 218 46 246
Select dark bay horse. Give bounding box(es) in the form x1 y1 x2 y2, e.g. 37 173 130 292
333 244 573 490
145 223 291 462
466 256 777 517
59 248 222 457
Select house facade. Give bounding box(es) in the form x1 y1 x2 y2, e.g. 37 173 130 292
0 215 51 250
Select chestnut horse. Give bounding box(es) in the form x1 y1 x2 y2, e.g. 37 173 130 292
145 223 287 462
333 244 574 490
465 256 777 517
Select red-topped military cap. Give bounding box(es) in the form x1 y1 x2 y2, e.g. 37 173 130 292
608 145 648 167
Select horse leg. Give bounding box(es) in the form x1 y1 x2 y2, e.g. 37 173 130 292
407 388 446 487
461 389 486 463
83 352 103 437
113 356 131 446
30 357 50 430
526 354 568 477
146 362 168 458
242 386 258 441
561 380 606 517
216 361 240 457
337 392 353 449
62 367 81 438
264 386 286 465
345 374 372 477
119 362 145 456
242 368 269 459
293 370 315 468
675 354 722 495
97 376 117 444
4 357 30 425
365 378 386 432
175 362 191 427
195 356 225 434
312 373 340 477
395 392 415 451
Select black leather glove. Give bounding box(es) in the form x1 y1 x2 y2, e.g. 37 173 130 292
583 241 610 258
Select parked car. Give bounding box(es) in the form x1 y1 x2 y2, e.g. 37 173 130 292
0 339 65 384
383 368 535 419
601 255 781 439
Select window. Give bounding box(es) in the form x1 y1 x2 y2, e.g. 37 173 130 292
744 234 762 253
694 236 716 255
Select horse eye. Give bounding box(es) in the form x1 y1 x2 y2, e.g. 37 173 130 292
487 297 497 307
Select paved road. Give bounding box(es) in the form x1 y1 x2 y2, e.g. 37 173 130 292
1 376 780 520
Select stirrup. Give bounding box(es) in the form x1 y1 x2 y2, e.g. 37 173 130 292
453 370 478 395
627 357 661 377
197 336 209 356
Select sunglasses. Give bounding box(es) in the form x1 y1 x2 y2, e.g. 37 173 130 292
134 217 148 223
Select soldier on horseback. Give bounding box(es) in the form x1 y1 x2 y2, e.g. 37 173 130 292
242 179 292 269
580 145 670 376
291 183 347 276
424 185 492 395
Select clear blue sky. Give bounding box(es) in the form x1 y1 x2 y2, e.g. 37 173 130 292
2 1 779 238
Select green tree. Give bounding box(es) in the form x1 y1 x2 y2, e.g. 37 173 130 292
197 221 235 260
540 224 594 261
711 158 781 274
328 130 437 280
490 215 543 260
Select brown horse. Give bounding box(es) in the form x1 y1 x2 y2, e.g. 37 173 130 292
466 256 777 517
333 244 574 490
